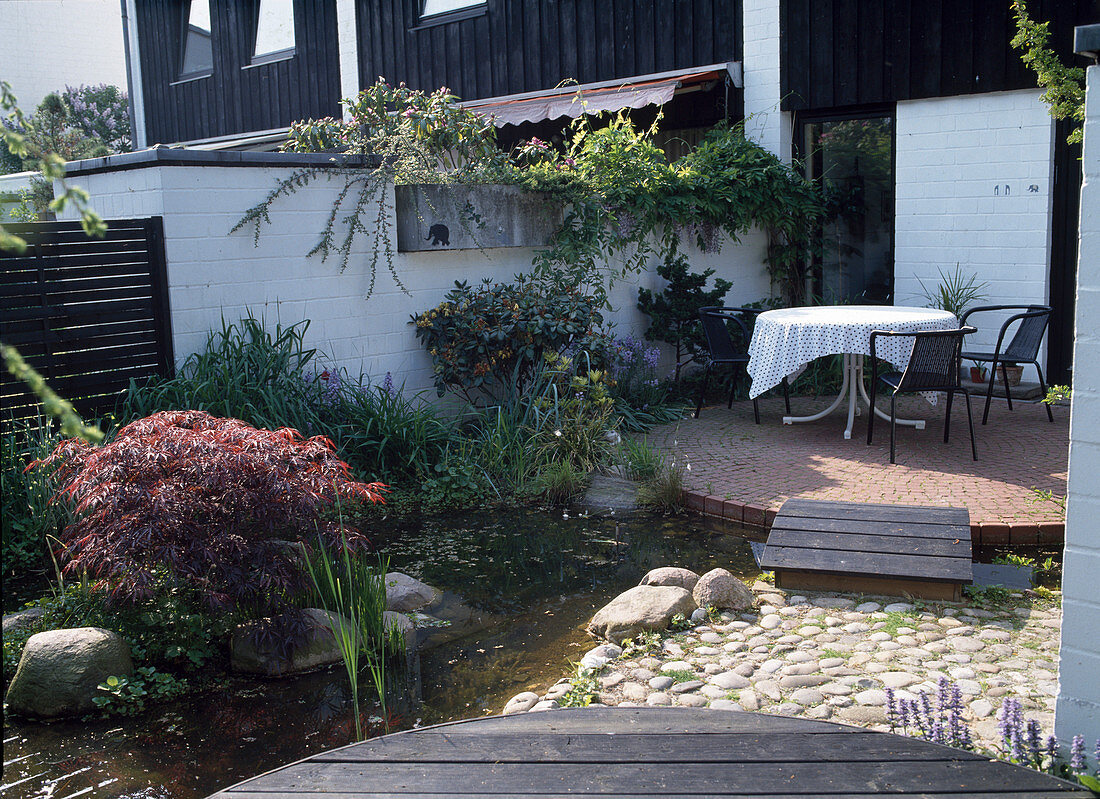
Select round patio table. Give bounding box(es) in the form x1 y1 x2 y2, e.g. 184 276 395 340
747 305 959 439
205 707 1089 797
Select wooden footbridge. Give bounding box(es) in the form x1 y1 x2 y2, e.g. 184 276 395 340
208 708 1088 798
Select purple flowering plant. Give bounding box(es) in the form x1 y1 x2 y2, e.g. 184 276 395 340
886 679 1100 789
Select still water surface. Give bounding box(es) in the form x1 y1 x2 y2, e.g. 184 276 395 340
2 509 758 799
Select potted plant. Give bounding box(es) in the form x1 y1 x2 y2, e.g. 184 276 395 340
917 265 990 383
969 363 988 383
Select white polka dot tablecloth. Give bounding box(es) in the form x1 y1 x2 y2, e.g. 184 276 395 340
747 305 959 399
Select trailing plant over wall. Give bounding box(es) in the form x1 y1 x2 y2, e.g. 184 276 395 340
232 79 513 296
1011 0 1086 146
237 81 825 305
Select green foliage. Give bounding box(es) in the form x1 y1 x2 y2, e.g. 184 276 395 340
557 664 600 707
620 630 662 659
124 316 450 482
420 456 494 511
663 668 697 683
1011 0 1086 146
636 454 686 513
669 613 693 631
1043 385 1071 405
637 246 732 379
993 552 1037 568
526 353 619 473
617 437 664 481
1 412 70 575
964 583 1012 607
916 264 990 319
533 460 587 505
0 83 107 252
92 666 188 717
412 278 603 404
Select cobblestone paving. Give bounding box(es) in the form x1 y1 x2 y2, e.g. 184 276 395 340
645 395 1068 527
509 582 1062 754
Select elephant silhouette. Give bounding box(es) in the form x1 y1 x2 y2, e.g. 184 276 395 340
425 223 450 246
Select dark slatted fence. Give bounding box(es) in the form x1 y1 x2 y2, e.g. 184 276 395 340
0 217 173 419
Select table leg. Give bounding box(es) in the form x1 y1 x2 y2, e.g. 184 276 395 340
783 354 853 429
854 355 927 430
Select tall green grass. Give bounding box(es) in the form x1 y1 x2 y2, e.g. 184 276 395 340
123 316 452 482
1 412 70 575
302 524 402 741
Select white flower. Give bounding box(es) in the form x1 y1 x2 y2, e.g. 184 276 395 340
554 429 562 437
686 463 692 471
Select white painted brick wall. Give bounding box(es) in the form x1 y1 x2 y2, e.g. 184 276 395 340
0 0 127 112
740 0 790 161
1056 62 1100 760
58 165 772 396
894 90 1055 378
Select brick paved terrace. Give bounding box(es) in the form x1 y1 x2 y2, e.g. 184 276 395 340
645 394 1068 545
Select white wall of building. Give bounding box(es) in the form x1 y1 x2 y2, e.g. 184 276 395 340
893 90 1055 375
58 163 771 394
1056 61 1100 761
0 0 128 113
740 0 791 161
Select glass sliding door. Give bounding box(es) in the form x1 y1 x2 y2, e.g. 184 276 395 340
800 113 895 305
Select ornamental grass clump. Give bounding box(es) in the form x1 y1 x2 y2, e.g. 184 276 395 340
34 410 387 643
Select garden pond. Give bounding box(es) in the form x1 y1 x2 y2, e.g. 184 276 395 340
2 508 760 799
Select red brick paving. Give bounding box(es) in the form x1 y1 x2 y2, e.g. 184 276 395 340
645 394 1068 541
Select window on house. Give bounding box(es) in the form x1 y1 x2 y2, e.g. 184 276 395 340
421 0 485 20
798 112 895 305
253 0 296 63
180 0 213 78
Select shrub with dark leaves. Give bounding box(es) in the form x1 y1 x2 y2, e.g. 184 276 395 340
35 411 386 626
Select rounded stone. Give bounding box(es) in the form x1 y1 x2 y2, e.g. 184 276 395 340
646 692 671 706
677 693 708 707
503 692 540 714
708 699 742 710
640 567 701 591
5 627 133 718
789 688 824 706
709 671 751 690
648 676 674 691
739 689 760 711
854 688 888 706
622 682 650 701
385 572 440 612
692 568 755 611
588 585 698 644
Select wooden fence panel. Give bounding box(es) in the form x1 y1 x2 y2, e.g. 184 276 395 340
0 217 173 420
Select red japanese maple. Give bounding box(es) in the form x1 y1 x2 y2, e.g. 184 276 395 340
37 410 386 619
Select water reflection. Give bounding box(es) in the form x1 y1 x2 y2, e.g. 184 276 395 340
3 509 757 799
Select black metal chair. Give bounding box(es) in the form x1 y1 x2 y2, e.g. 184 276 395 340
694 306 790 423
867 326 978 464
959 304 1054 425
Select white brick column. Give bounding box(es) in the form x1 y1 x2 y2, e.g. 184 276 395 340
741 0 791 161
336 0 360 117
1056 61 1100 757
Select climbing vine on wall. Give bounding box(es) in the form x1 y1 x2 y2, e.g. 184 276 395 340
234 79 826 305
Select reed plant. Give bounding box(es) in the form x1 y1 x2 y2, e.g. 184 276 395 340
302 519 400 741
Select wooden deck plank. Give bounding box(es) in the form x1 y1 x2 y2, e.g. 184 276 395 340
227 759 1082 795
761 546 973 582
777 499 970 526
771 515 969 540
765 529 971 558
309 732 986 763
220 793 1085 798
208 710 1088 798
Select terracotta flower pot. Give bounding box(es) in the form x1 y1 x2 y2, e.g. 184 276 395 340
969 366 987 383
1000 365 1024 387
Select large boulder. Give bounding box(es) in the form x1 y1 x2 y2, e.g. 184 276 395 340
3 607 44 638
385 572 440 613
640 567 701 592
692 568 755 611
5 627 133 718
587 585 697 644
231 608 354 677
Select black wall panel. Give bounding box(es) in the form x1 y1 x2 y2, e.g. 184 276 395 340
781 0 1096 112
137 0 342 144
354 0 743 102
